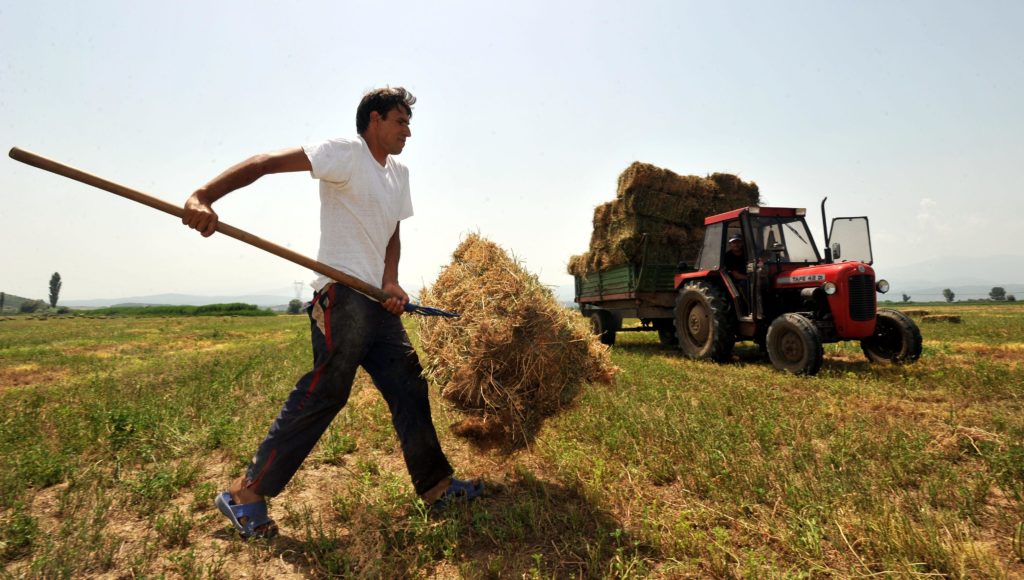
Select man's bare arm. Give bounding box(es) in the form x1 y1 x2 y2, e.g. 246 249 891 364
183 147 312 237
380 223 409 315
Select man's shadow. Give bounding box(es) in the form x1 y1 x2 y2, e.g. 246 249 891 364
263 472 654 578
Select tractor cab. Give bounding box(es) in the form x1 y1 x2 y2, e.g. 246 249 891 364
680 206 836 328
694 206 822 273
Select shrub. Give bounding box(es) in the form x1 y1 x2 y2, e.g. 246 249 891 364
19 299 45 313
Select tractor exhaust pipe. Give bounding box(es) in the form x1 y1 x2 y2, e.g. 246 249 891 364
820 196 833 264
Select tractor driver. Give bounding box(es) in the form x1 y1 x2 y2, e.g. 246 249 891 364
724 234 748 282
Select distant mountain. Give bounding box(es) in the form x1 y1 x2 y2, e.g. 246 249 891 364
552 283 576 305
61 293 296 309
886 285 1021 301
880 254 1024 300
0 292 40 313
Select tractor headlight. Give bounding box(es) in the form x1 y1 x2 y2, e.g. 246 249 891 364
876 279 890 294
822 281 837 295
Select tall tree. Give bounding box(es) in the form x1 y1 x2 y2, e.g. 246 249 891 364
989 286 1006 301
0 292 4 312
49 272 62 308
942 288 955 303
901 294 911 303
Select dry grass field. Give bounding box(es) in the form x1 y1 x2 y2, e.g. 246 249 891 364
1 303 1022 578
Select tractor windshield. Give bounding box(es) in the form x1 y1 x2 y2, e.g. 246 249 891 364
751 216 821 264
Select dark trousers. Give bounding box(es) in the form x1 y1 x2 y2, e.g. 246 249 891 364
243 283 453 497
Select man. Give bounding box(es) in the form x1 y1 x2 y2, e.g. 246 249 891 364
723 233 747 281
723 233 751 315
183 87 481 540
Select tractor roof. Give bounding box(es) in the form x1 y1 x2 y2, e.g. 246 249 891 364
704 206 806 225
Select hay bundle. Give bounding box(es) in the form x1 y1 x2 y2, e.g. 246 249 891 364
568 162 761 276
418 233 618 448
921 314 962 324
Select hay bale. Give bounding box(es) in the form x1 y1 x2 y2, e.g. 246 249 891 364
568 162 760 276
901 310 930 317
419 234 618 448
921 314 962 324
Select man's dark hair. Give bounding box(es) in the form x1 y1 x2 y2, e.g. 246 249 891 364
356 87 416 135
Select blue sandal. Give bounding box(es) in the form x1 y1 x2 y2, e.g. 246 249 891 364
430 478 484 512
215 491 278 539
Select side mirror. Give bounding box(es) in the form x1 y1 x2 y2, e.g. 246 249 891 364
831 242 841 260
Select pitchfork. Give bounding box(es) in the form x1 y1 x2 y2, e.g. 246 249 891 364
8 147 459 318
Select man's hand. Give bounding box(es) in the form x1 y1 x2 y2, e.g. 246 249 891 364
381 281 409 316
183 192 219 237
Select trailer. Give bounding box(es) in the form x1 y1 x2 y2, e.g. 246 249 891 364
574 238 687 346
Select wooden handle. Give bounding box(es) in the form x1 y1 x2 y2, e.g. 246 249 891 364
8 147 390 303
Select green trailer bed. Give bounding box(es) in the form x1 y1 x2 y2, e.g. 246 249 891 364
574 263 680 318
575 263 677 300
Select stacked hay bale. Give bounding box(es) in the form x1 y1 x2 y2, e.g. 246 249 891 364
921 314 962 324
419 233 618 448
568 162 762 276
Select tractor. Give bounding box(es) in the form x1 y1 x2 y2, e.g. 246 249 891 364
673 199 922 374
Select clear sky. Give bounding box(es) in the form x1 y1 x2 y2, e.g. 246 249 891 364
3 0 1022 302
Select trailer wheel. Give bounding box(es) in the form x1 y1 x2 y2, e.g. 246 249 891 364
675 281 734 361
590 310 618 346
654 319 677 346
861 309 922 364
765 313 823 375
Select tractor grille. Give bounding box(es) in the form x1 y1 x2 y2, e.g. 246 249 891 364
848 274 876 321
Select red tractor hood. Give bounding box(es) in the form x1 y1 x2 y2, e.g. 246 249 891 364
772 262 874 289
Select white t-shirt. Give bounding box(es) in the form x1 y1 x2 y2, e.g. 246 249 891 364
303 136 414 292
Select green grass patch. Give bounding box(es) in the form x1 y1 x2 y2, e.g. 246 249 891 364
0 304 1021 577
85 302 275 317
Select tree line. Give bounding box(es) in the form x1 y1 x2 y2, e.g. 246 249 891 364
936 287 1016 303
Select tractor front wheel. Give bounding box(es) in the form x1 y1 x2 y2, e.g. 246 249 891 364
861 309 922 364
674 281 734 361
766 313 824 375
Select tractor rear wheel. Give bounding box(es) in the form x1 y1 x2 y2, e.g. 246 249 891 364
766 313 824 375
590 310 619 346
861 308 922 364
674 281 734 361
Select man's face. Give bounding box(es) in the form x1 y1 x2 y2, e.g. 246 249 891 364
728 239 744 254
372 106 412 156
